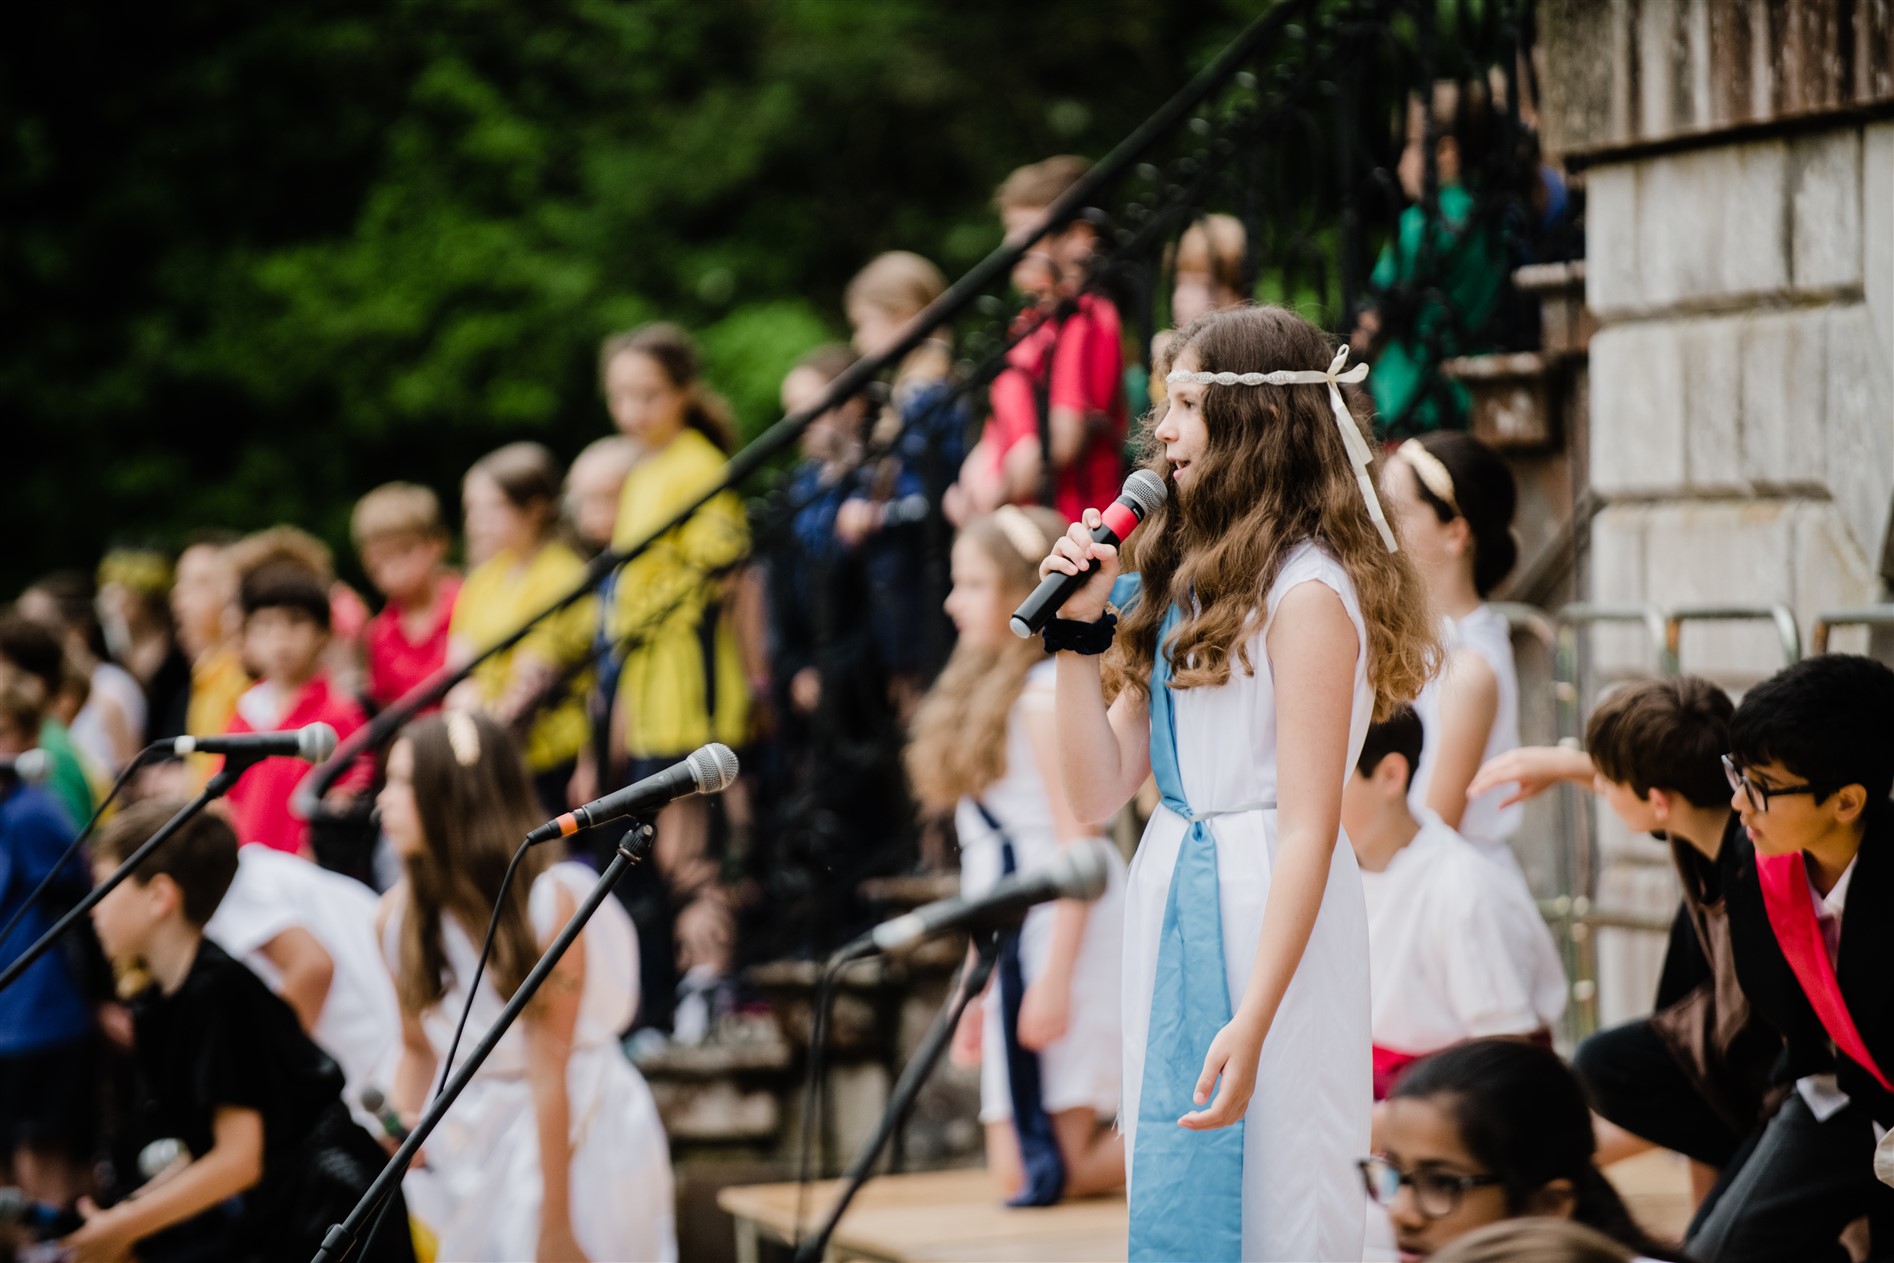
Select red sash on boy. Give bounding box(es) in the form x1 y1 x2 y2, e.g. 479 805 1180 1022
1757 851 1894 1094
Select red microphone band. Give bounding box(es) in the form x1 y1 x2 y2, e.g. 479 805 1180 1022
1099 500 1140 540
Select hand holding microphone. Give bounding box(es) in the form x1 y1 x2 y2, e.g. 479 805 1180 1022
1012 470 1166 636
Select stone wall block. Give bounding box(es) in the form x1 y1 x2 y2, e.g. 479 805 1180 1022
1591 325 1687 493
1585 164 1643 315
1643 503 1796 686
1641 152 1725 307
1823 305 1894 569
1738 309 1829 485
1866 124 1894 409
1593 859 1681 1028
1720 141 1792 299
1679 318 1744 487
1584 506 1661 675
1790 129 1863 289
1789 502 1885 638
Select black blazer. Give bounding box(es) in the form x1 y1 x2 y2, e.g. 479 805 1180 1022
1726 799 1894 1127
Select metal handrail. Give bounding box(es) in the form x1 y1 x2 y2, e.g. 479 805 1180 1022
1811 606 1894 655
1663 603 1802 666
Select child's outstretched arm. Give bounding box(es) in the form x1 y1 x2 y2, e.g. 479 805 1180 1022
1044 512 1151 824
1468 745 1596 809
1181 581 1356 1131
63 1106 265 1262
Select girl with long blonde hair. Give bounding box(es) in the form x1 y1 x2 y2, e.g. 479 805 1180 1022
376 711 675 1261
909 506 1127 1206
1040 304 1440 1260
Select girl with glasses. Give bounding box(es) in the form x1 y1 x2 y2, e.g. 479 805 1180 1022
1362 1039 1683 1260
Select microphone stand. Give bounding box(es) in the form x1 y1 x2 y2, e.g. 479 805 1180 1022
312 821 656 1263
0 758 254 994
792 932 1001 1263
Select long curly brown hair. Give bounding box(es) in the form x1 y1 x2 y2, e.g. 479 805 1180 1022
391 712 554 1014
1102 305 1439 719
905 507 1070 811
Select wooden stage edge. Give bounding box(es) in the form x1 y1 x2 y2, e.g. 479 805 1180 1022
718 1150 1694 1262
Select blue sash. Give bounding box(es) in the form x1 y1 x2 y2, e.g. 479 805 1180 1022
1121 578 1246 1261
973 801 1067 1207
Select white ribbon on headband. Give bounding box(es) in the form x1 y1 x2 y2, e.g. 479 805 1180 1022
1166 346 1399 552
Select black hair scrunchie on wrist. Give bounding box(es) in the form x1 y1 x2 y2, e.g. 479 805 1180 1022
1042 611 1118 656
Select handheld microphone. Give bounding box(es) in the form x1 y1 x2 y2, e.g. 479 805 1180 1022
1010 470 1167 637
525 743 740 845
868 840 1112 955
359 1087 409 1143
169 723 339 764
0 749 49 783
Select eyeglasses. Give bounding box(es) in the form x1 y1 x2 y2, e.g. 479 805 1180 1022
1721 754 1822 813
1358 1155 1505 1218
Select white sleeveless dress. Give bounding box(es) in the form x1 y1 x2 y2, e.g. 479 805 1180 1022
955 659 1126 1125
1120 541 1373 1262
382 862 676 1262
1409 602 1524 873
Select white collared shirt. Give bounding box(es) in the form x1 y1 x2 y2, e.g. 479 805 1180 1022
1797 854 1862 1122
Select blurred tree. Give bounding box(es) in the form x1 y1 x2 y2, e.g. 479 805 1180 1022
1 0 1253 594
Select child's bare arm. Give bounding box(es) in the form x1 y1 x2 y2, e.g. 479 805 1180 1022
1468 745 1596 808
63 1106 264 1260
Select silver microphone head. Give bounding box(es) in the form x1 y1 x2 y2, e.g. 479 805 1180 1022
1120 468 1168 519
686 743 740 794
5 748 50 784
360 1085 387 1115
1051 839 1113 903
297 722 340 764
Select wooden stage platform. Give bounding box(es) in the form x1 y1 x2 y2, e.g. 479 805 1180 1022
718 1150 1694 1262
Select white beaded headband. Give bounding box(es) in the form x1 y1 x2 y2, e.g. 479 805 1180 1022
1166 346 1398 552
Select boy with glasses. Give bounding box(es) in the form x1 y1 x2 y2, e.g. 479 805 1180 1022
1687 653 1894 1262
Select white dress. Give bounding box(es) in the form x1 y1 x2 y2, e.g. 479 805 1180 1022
1361 811 1566 1055
956 659 1126 1125
1409 602 1523 872
382 862 676 1262
1121 542 1373 1262
205 845 400 1124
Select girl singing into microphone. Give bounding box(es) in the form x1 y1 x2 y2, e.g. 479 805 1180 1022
376 712 676 1262
1039 305 1438 1260
908 506 1127 1205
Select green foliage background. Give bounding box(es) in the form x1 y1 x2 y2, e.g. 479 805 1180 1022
3 0 1257 594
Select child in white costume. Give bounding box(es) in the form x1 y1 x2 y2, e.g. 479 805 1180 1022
206 843 400 1124
1339 705 1566 1098
1041 305 1440 1260
911 506 1126 1204
377 712 675 1262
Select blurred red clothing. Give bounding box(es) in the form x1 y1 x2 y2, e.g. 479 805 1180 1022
363 575 462 711
984 291 1127 523
221 674 370 855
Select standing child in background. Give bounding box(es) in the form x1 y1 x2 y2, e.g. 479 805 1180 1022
67 803 413 1263
1340 705 1564 1101
949 156 1125 526
1470 678 1781 1213
19 572 147 776
226 526 372 704
564 436 643 559
376 712 675 1262
838 250 970 710
1380 431 1525 877
353 482 461 715
1352 81 1508 434
222 563 372 855
448 442 595 818
0 615 97 827
96 547 194 745
599 323 750 1034
915 507 1127 1205
1040 305 1437 1259
1148 214 1249 409
0 668 96 1215
171 534 248 738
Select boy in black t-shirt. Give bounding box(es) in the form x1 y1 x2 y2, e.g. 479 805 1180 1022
66 803 413 1263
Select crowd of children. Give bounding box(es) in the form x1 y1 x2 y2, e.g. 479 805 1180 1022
2 134 1888 1263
